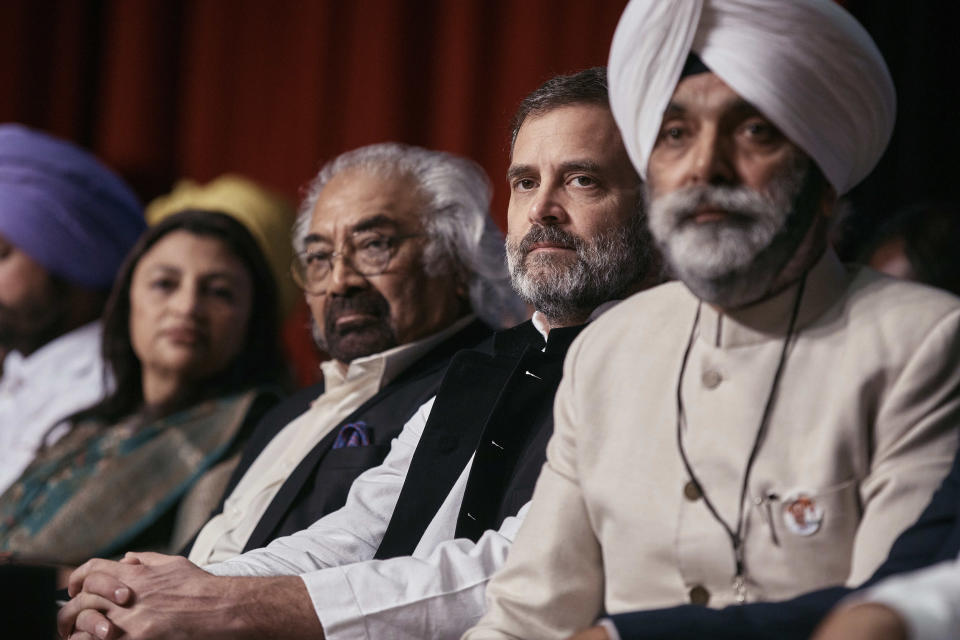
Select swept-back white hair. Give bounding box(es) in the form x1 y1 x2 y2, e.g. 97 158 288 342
609 0 895 195
294 143 526 327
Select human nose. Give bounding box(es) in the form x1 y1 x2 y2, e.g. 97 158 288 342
687 127 736 187
326 251 368 295
168 281 201 316
528 184 569 226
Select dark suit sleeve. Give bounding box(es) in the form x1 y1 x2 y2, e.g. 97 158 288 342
864 450 960 584
612 453 960 639
609 587 849 640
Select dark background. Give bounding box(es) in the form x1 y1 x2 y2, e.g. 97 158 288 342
1 0 957 382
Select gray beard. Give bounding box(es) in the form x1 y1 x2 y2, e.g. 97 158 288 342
506 217 650 325
647 157 816 309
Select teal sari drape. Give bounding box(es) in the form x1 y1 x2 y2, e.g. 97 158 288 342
0 388 273 564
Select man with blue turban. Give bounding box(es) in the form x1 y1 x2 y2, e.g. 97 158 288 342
465 1 960 638
0 123 145 494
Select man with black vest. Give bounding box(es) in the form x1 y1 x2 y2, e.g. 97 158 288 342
185 142 517 564
60 67 660 640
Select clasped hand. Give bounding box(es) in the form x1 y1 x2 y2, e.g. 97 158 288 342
58 552 218 640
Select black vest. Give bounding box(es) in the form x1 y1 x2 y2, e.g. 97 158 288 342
375 320 585 559
182 320 491 555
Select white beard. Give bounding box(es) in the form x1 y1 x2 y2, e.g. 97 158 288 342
647 160 810 308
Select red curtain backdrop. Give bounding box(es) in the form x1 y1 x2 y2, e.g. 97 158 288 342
2 0 958 385
0 0 630 216
0 0 629 385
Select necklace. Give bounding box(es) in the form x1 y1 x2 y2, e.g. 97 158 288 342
675 275 807 603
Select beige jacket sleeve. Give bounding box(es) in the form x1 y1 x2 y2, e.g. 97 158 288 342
847 309 960 584
463 335 604 639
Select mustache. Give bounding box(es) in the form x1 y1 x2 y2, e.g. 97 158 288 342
324 289 391 334
514 224 584 256
656 185 776 224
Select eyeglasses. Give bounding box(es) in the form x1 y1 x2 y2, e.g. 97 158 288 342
291 231 424 294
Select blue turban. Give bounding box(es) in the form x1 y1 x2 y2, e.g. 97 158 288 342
0 124 145 289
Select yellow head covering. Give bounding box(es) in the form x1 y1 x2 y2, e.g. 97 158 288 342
145 174 297 317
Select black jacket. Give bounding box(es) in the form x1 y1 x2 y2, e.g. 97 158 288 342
184 320 492 555
376 319 585 559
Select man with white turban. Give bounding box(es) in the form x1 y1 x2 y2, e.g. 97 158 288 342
464 1 960 639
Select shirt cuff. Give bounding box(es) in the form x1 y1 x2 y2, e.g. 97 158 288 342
301 566 367 640
598 617 623 640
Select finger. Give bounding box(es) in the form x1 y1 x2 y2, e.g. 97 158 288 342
57 592 114 640
124 551 177 566
68 633 100 640
74 609 122 640
68 558 120 597
119 553 141 565
81 571 133 604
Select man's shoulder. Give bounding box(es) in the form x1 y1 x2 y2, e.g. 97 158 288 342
574 281 691 344
844 266 960 331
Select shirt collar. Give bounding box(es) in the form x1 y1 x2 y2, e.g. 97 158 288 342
530 300 621 342
695 247 850 348
1 321 103 380
319 314 476 391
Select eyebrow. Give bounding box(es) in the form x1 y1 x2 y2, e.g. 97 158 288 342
663 102 686 118
506 159 604 182
506 164 535 182
557 160 603 174
303 214 402 246
145 264 241 282
663 97 763 120
725 99 766 120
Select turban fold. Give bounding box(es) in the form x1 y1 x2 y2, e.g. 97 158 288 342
0 124 145 289
608 0 896 195
145 175 297 317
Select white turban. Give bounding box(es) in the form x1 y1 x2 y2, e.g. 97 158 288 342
608 0 896 195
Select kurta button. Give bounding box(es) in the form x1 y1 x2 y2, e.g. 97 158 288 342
689 585 710 605
683 480 702 501
702 369 722 388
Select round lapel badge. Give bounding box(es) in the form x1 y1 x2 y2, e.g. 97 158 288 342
781 491 824 536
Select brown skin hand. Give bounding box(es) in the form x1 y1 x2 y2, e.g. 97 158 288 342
811 603 908 640
565 625 612 640
59 553 323 640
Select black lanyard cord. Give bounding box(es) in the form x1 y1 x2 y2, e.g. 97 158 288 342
675 275 807 597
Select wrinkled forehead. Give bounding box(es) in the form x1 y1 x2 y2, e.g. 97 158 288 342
513 104 624 162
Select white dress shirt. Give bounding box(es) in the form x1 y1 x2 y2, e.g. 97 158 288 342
0 321 109 494
207 396 528 640
852 557 960 640
204 312 568 640
189 316 475 565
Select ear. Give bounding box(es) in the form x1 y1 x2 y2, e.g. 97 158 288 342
818 184 839 220
452 263 470 301
455 278 469 302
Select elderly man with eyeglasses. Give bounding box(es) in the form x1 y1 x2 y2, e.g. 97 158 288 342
181 143 514 567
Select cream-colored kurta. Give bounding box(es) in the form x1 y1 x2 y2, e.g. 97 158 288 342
465 250 960 639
